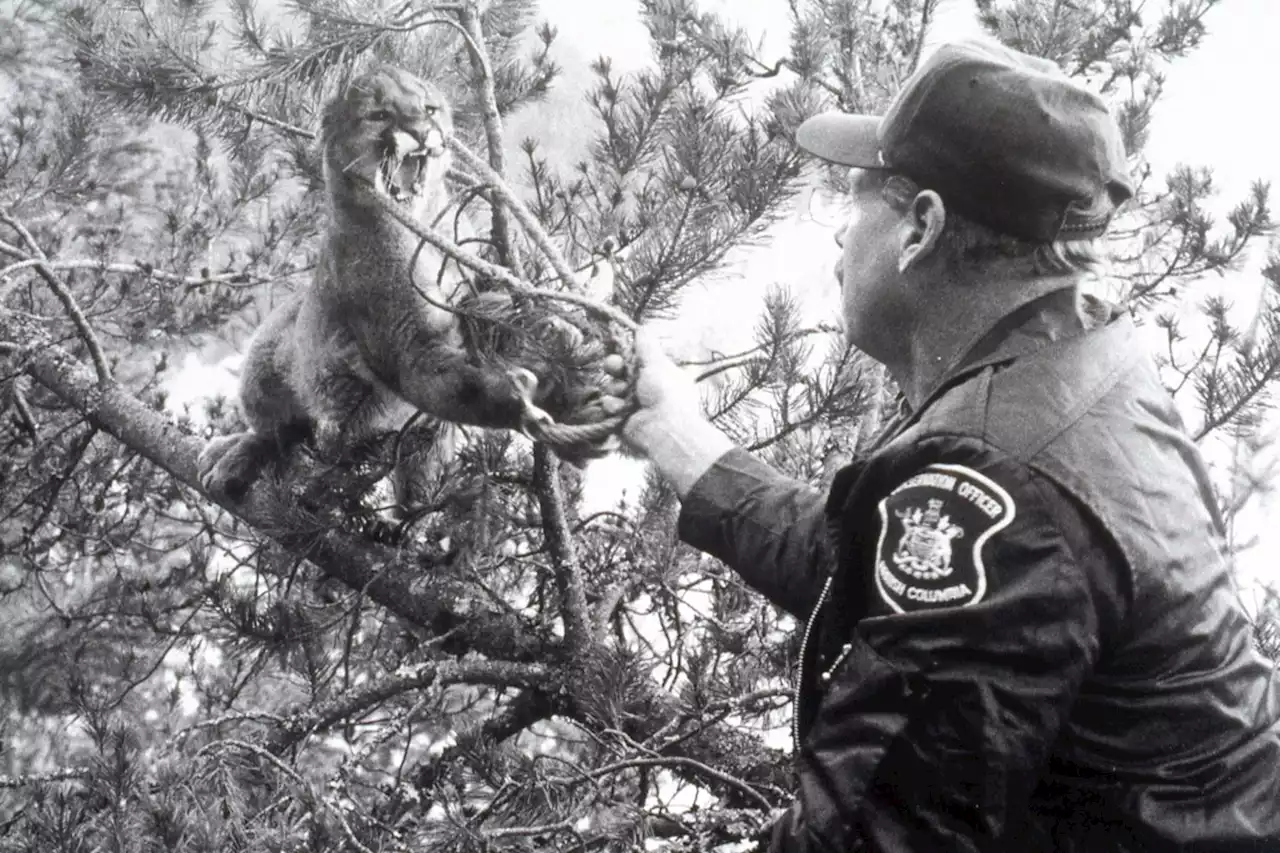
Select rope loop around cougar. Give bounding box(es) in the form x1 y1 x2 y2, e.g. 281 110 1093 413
366 183 639 457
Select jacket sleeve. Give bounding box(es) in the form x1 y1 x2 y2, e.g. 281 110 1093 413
764 455 1124 852
677 447 833 619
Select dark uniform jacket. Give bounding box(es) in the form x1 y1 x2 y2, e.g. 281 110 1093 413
679 295 1280 851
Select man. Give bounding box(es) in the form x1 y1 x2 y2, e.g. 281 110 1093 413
600 39 1280 851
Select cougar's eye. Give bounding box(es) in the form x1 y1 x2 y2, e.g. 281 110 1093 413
423 105 438 116
365 109 393 122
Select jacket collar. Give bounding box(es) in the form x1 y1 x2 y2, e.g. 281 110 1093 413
874 290 1130 449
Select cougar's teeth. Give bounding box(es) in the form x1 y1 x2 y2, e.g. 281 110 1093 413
378 155 394 192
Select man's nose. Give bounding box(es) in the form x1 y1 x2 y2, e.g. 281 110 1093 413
834 226 846 249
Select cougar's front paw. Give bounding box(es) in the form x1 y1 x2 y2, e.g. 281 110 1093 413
533 313 587 355
198 433 262 501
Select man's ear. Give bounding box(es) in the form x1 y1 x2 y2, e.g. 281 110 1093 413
897 190 946 274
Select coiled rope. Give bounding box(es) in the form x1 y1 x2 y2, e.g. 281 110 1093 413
364 147 639 454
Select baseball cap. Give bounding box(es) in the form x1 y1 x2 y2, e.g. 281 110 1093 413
795 39 1133 243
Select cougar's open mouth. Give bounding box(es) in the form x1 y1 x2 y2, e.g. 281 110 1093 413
377 148 432 202
374 128 446 203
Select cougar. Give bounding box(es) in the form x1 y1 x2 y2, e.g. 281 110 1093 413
199 65 567 510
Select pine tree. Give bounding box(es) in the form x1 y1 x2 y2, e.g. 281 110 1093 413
0 1 1273 850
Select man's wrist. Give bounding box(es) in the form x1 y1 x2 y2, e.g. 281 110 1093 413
629 409 736 499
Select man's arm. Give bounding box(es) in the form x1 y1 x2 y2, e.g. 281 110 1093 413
761 453 1123 852
676 447 832 619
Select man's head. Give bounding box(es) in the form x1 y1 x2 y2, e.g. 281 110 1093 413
798 40 1132 358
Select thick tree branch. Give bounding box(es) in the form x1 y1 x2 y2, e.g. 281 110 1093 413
270 660 556 752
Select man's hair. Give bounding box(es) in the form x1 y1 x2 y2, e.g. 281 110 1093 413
879 173 1105 277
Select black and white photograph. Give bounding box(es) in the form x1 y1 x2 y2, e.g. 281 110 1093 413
1 0 1278 849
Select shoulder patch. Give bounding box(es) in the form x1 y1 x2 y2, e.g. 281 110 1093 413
874 464 1015 614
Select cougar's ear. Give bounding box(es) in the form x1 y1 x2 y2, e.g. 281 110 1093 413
897 190 946 275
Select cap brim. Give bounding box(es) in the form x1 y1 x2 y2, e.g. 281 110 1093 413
795 113 885 167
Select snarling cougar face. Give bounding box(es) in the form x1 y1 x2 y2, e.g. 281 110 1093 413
321 65 454 210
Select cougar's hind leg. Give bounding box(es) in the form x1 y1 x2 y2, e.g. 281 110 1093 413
198 429 304 501
201 308 312 502
383 419 460 546
199 386 312 502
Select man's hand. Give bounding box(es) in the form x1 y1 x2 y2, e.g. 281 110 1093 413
598 329 701 454
599 328 736 497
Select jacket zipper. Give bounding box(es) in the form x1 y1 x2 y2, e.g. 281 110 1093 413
793 574 834 753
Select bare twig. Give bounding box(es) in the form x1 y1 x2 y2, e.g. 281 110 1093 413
486 819 577 840
457 2 522 272
555 755 775 813
0 212 111 382
169 710 289 747
214 99 315 139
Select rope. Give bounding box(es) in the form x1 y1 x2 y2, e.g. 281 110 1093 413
523 413 635 449
365 188 638 456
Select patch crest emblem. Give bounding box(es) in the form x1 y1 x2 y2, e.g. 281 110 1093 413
874 464 1015 614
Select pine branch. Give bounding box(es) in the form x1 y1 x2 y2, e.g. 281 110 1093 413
365 185 636 329
198 739 376 853
1195 346 1280 441
448 138 581 293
